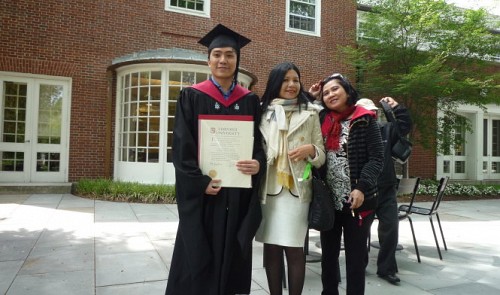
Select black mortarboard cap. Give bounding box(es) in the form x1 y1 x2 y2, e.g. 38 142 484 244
198 24 251 52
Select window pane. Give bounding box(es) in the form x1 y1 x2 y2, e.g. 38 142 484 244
290 15 315 31
454 124 465 156
1 151 24 171
443 160 450 173
149 133 159 147
454 161 465 173
37 84 63 144
196 72 208 83
170 0 204 11
291 1 315 17
149 148 159 163
182 72 195 86
492 162 500 174
2 82 27 144
483 119 488 156
493 120 500 157
36 152 60 172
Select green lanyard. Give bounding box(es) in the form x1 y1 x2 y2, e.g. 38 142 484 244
302 162 312 180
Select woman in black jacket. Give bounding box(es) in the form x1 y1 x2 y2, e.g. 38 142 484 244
310 74 384 295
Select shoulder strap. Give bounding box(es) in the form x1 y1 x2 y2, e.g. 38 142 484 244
380 100 402 137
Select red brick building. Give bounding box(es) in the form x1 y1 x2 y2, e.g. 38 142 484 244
4 0 486 186
1 0 365 185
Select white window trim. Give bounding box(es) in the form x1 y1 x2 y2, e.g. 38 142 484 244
285 0 321 37
165 0 210 18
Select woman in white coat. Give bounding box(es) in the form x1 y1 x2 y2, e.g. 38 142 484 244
256 62 326 295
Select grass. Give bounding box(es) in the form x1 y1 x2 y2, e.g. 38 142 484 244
73 179 176 204
73 178 500 204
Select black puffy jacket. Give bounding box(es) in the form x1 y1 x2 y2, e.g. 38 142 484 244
320 107 384 212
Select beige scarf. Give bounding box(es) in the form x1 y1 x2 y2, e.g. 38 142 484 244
266 99 300 189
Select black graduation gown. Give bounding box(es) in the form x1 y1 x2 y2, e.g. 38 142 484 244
165 80 266 295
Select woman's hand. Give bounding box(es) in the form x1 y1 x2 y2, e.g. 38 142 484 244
288 144 315 162
308 81 322 100
236 159 260 175
348 189 365 209
380 96 398 108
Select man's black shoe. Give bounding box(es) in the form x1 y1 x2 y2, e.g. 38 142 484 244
378 274 400 285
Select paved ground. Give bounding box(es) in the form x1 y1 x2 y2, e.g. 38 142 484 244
0 193 499 295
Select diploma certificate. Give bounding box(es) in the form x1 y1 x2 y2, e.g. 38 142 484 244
198 115 254 188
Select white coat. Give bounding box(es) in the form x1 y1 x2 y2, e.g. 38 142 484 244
259 103 326 204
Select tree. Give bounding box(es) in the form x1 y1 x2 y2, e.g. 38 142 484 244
348 0 500 155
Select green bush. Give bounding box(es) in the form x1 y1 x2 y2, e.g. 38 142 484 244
417 179 500 197
74 178 499 204
74 179 176 204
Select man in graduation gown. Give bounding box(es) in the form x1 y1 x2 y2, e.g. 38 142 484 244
165 24 266 295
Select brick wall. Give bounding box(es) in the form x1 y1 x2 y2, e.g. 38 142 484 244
0 0 361 181
408 145 436 179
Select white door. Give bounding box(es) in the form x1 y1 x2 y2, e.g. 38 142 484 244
0 75 70 183
438 121 467 180
483 117 500 180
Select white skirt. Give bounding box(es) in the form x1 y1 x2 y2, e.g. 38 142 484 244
255 189 310 247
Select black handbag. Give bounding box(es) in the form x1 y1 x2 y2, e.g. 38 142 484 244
381 101 413 164
304 164 335 231
391 136 412 164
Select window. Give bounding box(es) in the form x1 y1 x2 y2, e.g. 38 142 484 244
443 160 450 173
166 0 210 17
493 120 500 157
454 161 465 173
114 60 254 184
119 71 162 163
286 0 320 36
483 119 488 156
165 70 210 162
357 11 376 41
2 82 27 144
38 84 62 144
454 123 465 156
492 162 500 174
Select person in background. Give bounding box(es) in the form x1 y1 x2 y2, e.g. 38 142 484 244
256 62 325 295
356 97 412 285
165 24 266 295
309 74 384 295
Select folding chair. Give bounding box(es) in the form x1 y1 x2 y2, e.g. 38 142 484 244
396 177 421 261
398 177 449 262
368 177 420 252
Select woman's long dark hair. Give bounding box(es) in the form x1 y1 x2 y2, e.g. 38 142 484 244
261 62 310 112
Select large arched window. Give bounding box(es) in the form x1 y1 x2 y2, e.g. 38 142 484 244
112 50 254 184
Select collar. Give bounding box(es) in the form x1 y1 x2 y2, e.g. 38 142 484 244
192 80 251 108
210 77 236 100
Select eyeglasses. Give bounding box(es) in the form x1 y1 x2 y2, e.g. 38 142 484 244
320 73 346 86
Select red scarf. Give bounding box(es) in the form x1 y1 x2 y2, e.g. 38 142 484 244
321 106 356 151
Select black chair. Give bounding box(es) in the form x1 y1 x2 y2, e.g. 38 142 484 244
398 176 449 263
368 177 420 252
396 177 421 261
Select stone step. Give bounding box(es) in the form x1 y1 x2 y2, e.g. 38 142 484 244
0 183 73 194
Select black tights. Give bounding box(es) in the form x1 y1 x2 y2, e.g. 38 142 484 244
264 244 305 295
